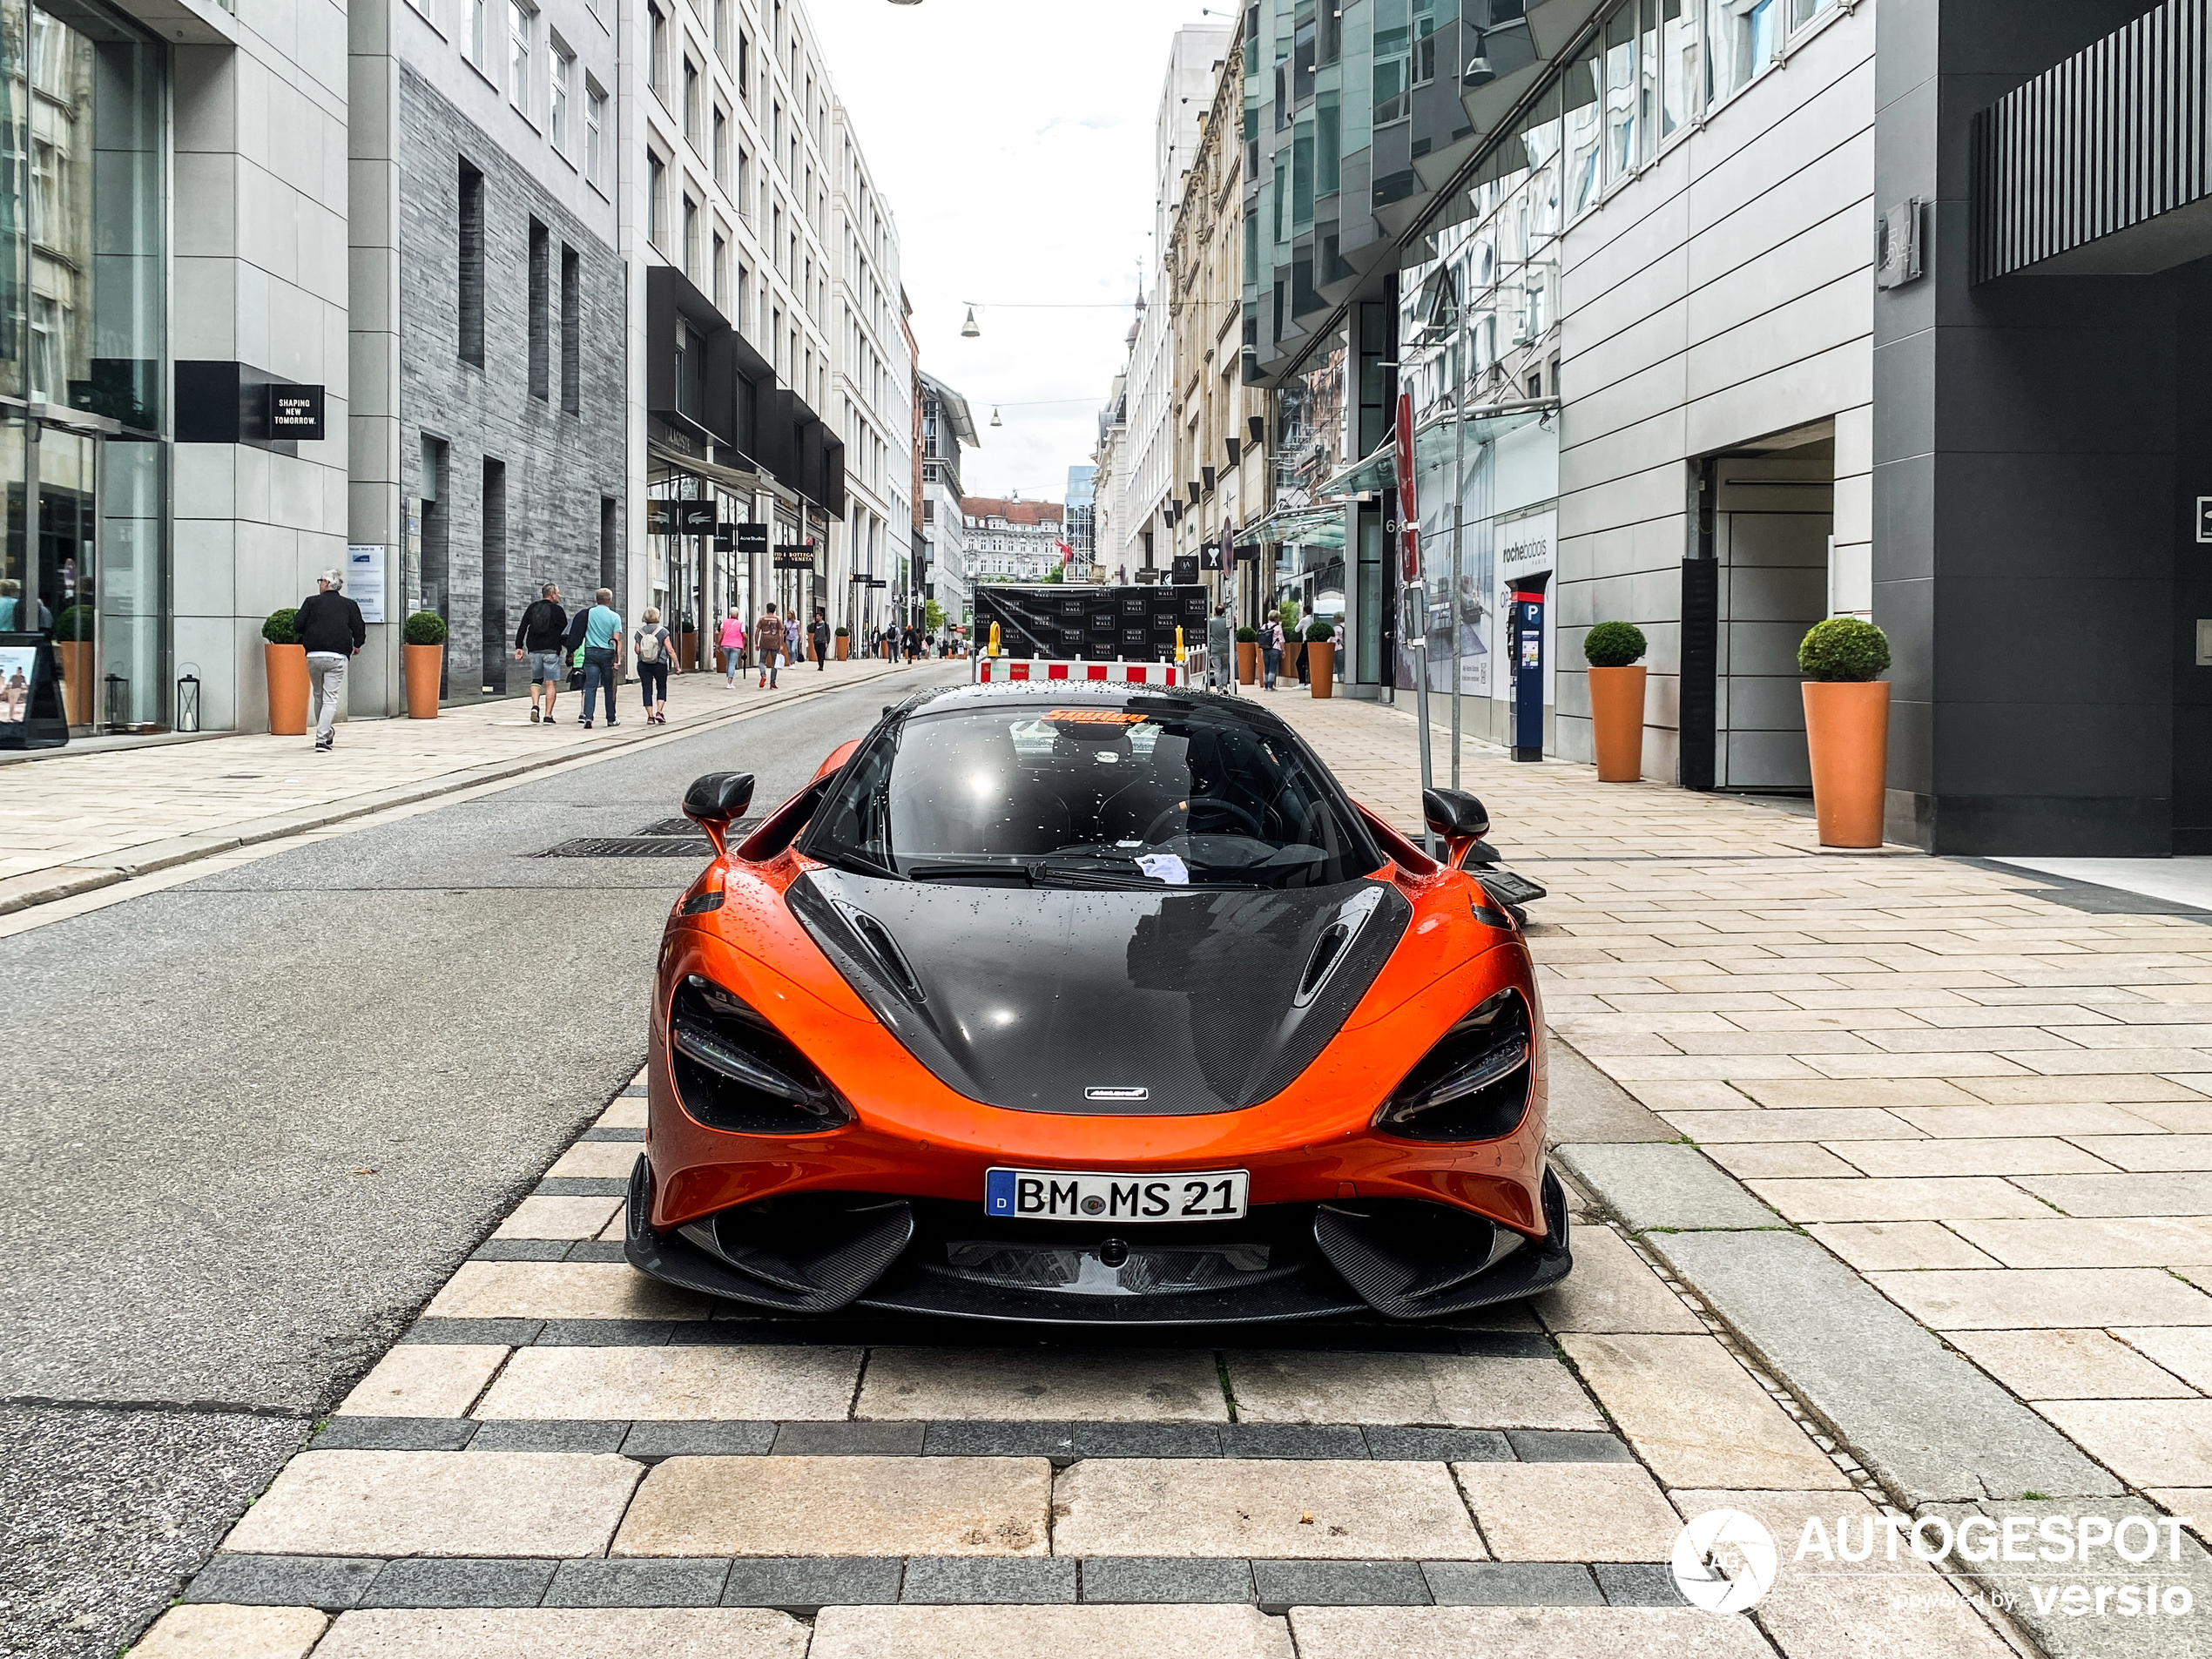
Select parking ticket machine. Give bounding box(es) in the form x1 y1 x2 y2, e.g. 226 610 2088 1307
1509 576 1548 763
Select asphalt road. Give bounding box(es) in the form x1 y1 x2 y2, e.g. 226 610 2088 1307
0 662 960 1659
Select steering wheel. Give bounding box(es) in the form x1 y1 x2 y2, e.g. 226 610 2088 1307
1143 796 1264 843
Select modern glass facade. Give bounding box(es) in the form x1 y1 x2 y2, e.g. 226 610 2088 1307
0 0 165 732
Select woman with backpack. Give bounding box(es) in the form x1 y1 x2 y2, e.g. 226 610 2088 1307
634 607 677 725
1261 615 1285 691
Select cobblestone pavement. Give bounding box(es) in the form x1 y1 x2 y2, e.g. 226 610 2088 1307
1266 687 2212 1658
138 1070 2016 1658
0 658 899 915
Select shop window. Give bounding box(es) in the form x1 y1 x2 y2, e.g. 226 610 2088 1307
1603 6 1637 185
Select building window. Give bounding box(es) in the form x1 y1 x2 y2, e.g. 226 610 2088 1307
683 194 699 280
737 148 751 219
586 82 608 187
647 151 666 248
509 2 534 117
712 108 727 188
550 40 573 152
647 3 668 100
683 57 698 143
736 262 749 334
713 0 728 63
675 320 705 420
458 161 485 366
561 245 582 413
738 30 750 100
712 232 727 312
528 219 550 400
467 0 490 71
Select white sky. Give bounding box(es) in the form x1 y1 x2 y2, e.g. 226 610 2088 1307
809 0 1228 507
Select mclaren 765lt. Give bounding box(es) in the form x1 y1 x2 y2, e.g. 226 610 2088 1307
626 680 1568 1325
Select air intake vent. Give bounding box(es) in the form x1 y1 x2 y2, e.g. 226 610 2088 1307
670 975 853 1134
840 906 926 1004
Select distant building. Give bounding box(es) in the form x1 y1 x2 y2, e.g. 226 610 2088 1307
962 497 1068 584
918 372 978 624
1065 465 1097 575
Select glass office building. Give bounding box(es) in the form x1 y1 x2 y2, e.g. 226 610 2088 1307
0 0 164 732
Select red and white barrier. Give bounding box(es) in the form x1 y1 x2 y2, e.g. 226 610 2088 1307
973 658 1184 687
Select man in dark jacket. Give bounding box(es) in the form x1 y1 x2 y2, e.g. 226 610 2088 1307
296 569 367 752
808 609 831 671
512 583 569 725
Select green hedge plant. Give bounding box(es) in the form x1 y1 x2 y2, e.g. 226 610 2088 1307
1798 617 1890 682
1582 620 1647 668
54 604 95 640
1306 619 1335 642
261 607 300 645
834 625 849 637
1235 625 1258 643
403 610 448 647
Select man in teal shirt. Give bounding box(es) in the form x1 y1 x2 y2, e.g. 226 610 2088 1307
579 587 624 729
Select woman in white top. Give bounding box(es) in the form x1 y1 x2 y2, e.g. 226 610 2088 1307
634 607 677 725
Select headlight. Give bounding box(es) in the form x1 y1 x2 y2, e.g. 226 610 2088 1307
670 975 854 1134
1372 987 1532 1142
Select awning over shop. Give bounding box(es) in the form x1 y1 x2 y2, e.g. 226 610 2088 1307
1309 401 1554 502
1235 503 1349 551
647 441 776 502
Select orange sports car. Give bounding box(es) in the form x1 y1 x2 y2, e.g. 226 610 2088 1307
625 680 1568 1324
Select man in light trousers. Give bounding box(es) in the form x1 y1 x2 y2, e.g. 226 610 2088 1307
295 568 366 752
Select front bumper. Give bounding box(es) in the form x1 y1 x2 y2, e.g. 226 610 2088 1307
624 1154 1570 1325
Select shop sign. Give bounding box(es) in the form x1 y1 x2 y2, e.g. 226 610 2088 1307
735 523 770 556
267 383 326 440
647 500 717 536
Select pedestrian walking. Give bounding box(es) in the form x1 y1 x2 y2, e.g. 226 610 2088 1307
754 602 786 689
513 583 569 725
1332 616 1345 680
1261 615 1284 691
902 623 920 662
635 607 676 724
1297 601 1315 685
578 586 624 729
1206 603 1235 694
295 568 366 752
718 608 746 686
808 608 831 671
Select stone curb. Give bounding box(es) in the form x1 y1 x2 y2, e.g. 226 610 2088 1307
0 664 910 918
184 1551 1691 1613
1547 1031 2128 1513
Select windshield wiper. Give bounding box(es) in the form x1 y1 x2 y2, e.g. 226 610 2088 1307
904 861 1035 886
813 846 900 880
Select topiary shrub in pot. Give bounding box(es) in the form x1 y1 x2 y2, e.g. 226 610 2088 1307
1235 625 1258 684
262 607 308 735
403 610 448 719
52 605 94 725
1799 617 1892 848
834 624 850 660
1305 617 1338 698
1581 621 1649 782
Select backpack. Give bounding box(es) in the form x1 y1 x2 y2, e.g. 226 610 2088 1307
637 629 664 663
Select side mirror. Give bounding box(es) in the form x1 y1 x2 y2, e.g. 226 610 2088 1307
684 772 756 853
1422 787 1489 841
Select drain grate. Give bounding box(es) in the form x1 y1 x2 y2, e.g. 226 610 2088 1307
539 818 758 859
540 836 716 859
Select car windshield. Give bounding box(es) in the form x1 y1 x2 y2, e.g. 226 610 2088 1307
801 697 1383 889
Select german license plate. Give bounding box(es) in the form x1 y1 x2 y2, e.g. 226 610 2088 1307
985 1167 1250 1222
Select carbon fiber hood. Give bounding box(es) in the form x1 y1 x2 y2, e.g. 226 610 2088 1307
786 868 1411 1116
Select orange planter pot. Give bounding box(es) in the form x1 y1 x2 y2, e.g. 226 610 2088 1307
1237 641 1258 685
1588 664 1648 782
264 643 309 735
55 639 94 727
835 637 850 660
1306 642 1335 697
1803 679 1891 848
403 643 444 719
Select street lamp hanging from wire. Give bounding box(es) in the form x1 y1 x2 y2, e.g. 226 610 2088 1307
961 307 981 338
